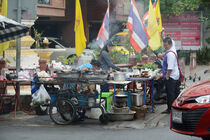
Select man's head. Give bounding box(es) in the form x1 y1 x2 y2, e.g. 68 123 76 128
90 60 101 71
163 37 172 50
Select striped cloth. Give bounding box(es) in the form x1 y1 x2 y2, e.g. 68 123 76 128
127 0 149 53
0 15 29 43
96 5 109 48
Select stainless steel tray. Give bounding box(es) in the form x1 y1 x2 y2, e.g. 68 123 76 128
56 71 80 79
107 110 136 121
82 71 108 80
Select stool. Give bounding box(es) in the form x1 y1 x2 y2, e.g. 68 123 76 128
99 92 113 112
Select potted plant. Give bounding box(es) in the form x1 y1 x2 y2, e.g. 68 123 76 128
32 27 43 48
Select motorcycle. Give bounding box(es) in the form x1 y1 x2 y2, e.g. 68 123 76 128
153 57 167 104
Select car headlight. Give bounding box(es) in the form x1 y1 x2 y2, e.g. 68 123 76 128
195 95 210 103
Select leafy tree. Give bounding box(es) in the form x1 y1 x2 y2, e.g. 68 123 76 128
159 0 201 17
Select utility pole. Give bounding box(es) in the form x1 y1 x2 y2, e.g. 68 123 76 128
16 0 21 101
16 0 21 73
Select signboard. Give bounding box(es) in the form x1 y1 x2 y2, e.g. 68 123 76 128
7 0 37 21
162 13 201 50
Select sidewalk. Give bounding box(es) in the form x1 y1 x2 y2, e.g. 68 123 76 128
104 104 167 130
184 65 210 87
0 104 168 129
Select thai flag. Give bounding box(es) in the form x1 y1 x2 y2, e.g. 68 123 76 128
127 0 149 53
96 5 109 48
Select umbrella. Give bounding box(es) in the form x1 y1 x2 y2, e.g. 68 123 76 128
0 15 29 43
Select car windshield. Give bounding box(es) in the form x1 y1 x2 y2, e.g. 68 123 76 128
55 39 71 48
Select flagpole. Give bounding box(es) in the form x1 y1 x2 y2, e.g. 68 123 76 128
107 0 109 39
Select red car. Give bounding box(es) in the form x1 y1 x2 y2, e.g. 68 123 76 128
170 80 210 140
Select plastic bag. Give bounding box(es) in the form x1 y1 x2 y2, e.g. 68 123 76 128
32 84 51 105
31 84 40 94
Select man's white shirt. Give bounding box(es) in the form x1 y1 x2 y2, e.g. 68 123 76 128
167 46 180 80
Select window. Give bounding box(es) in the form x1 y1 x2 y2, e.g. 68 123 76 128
38 0 50 5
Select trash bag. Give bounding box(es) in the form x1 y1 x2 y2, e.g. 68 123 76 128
31 84 51 105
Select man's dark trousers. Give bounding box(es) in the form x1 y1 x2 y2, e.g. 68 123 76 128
165 77 180 111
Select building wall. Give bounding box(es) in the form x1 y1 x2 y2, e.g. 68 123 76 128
61 0 89 47
37 0 66 17
36 0 147 47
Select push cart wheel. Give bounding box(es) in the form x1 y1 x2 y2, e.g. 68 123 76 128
49 99 76 125
99 114 109 124
35 105 48 115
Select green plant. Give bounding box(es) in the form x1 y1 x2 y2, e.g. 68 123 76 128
196 47 210 64
32 27 43 48
5 58 11 64
122 34 135 56
159 0 202 17
206 38 210 45
110 49 129 64
140 63 157 71
57 55 77 65
32 27 42 41
93 49 101 60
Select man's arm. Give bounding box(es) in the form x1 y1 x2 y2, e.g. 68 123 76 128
101 51 120 71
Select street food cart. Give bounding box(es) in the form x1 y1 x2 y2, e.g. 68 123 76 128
34 70 110 125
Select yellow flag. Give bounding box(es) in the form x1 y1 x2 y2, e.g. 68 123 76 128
155 0 162 33
147 0 161 51
0 0 10 55
74 0 87 57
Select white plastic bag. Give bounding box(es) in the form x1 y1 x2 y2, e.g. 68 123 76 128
32 84 51 105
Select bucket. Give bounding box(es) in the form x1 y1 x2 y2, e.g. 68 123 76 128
131 93 144 106
88 99 105 119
